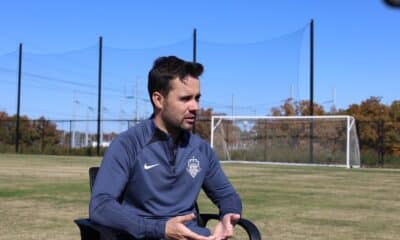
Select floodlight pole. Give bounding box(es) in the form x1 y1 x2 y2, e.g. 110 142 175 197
96 36 103 156
15 43 23 153
309 19 315 163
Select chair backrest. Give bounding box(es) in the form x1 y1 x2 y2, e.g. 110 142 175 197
89 167 99 193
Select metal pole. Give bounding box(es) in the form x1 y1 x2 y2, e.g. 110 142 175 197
16 43 23 153
310 19 314 116
193 28 197 63
97 36 103 156
309 19 314 163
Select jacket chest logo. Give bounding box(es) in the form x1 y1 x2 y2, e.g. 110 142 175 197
186 156 201 178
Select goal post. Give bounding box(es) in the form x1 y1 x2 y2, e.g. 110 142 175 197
210 115 360 168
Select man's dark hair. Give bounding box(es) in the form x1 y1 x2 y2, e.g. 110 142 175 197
148 56 203 107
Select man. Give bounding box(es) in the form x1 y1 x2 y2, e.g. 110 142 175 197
90 56 242 240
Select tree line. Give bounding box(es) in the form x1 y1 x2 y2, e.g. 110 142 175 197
0 96 399 167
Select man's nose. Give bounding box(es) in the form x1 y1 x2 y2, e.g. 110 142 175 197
189 99 199 112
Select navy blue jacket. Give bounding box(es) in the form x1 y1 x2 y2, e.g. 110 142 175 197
89 119 242 239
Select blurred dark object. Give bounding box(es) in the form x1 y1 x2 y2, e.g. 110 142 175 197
385 0 400 7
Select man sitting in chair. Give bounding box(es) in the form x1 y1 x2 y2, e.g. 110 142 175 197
90 56 242 240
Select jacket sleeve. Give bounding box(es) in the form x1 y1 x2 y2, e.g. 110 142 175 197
201 144 242 218
89 137 166 239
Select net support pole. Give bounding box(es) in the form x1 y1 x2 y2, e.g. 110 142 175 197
309 19 314 116
96 36 103 156
193 28 197 63
309 19 315 163
15 43 23 153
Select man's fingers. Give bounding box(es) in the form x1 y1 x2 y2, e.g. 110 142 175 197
166 213 215 240
230 213 241 225
185 231 215 240
179 226 215 240
220 213 241 238
231 213 241 221
223 226 234 239
176 213 196 223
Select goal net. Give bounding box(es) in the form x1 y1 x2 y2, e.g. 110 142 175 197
210 115 360 168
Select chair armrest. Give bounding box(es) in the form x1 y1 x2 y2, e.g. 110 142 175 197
199 214 262 240
236 218 262 240
74 218 101 240
74 218 135 240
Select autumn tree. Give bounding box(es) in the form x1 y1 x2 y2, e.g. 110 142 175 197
343 97 395 166
386 101 400 157
0 112 12 145
34 117 62 152
194 108 213 142
0 113 62 153
282 98 296 116
269 98 325 116
297 100 325 116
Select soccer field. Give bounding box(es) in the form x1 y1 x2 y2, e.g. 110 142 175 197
0 154 399 240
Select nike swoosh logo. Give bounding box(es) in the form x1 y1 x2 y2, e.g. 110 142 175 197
144 163 160 170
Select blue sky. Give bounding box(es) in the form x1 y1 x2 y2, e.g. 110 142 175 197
0 1 399 121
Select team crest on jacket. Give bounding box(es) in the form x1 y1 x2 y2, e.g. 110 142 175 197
186 156 201 178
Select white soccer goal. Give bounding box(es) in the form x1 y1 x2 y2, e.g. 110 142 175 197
210 115 360 168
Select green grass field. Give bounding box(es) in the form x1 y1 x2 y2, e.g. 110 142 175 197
1 153 399 240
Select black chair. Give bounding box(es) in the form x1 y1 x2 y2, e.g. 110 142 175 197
74 167 262 240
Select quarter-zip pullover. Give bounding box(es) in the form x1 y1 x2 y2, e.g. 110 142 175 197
89 118 242 239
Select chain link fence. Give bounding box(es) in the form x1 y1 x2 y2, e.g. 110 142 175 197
0 119 139 156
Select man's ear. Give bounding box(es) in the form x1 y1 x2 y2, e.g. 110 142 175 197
152 91 164 110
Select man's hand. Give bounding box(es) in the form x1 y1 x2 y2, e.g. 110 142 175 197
212 213 241 240
165 213 215 240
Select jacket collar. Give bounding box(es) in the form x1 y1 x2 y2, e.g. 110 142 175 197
148 118 190 147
